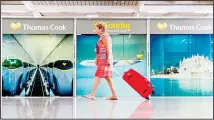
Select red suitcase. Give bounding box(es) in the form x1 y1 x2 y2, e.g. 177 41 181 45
122 69 154 100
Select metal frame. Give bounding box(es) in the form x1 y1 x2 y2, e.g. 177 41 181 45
73 19 77 98
146 18 151 98
146 18 150 81
1 17 2 118
1 16 213 19
73 18 77 119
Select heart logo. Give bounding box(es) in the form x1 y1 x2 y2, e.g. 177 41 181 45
10 22 21 30
157 23 167 30
137 54 143 60
63 63 67 66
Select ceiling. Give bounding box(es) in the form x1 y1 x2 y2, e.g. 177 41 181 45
32 1 139 6
1 1 213 18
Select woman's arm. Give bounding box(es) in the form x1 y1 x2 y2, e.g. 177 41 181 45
102 37 110 59
95 56 98 66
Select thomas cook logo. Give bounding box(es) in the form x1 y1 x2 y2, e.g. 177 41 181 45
157 23 167 30
10 22 21 30
63 63 67 66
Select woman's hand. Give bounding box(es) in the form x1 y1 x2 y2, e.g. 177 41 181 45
102 37 111 66
95 58 98 66
106 58 110 66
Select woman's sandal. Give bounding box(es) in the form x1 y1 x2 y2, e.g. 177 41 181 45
83 94 95 100
106 96 118 100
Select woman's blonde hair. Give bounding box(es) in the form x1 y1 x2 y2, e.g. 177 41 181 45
95 21 107 32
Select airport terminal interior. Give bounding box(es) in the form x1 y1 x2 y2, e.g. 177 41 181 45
1 1 213 119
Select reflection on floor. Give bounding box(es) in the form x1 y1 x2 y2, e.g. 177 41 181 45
2 97 74 119
76 97 213 119
2 97 213 119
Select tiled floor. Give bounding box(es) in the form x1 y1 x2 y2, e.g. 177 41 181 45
1 97 213 119
1 97 74 119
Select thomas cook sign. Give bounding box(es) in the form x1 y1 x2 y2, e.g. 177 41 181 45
2 18 74 34
151 19 213 34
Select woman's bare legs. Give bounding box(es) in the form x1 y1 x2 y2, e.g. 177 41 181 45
91 76 101 96
84 76 101 100
105 77 118 100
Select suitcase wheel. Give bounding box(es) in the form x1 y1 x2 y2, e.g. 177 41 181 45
146 97 149 100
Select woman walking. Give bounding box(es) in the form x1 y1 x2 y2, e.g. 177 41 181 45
84 22 118 100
